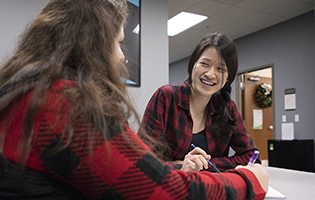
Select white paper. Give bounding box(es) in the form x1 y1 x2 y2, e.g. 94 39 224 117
265 186 286 199
253 109 263 129
282 115 286 122
281 123 294 140
294 114 299 122
284 93 296 110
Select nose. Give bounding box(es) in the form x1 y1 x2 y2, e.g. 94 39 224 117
205 67 216 79
119 49 125 62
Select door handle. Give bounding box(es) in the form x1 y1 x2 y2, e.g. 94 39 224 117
268 125 273 130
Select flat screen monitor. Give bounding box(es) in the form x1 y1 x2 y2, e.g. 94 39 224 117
123 0 141 87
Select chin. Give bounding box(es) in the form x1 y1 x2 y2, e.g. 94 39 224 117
196 89 214 98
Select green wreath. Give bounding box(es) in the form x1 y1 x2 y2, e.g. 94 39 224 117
255 83 272 108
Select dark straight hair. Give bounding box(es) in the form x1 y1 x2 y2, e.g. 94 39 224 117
187 32 238 137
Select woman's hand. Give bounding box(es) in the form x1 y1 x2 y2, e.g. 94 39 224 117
180 147 211 172
236 164 269 193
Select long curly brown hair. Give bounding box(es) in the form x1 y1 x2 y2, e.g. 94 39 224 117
0 0 142 164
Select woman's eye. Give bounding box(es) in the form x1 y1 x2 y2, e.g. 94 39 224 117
217 67 226 72
200 62 208 66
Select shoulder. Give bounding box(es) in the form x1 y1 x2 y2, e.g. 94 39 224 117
228 99 237 109
211 93 237 107
151 84 181 100
43 79 77 112
155 79 189 96
51 79 77 91
228 99 238 112
227 99 241 119
210 93 239 114
158 84 180 94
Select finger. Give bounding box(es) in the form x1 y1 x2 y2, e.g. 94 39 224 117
187 160 196 170
235 165 245 170
184 154 210 171
192 155 208 171
201 155 209 170
192 155 209 170
190 147 211 161
190 147 207 156
181 160 196 172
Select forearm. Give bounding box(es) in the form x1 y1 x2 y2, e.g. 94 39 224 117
176 168 266 200
209 149 260 172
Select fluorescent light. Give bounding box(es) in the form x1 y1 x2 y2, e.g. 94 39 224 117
168 12 208 36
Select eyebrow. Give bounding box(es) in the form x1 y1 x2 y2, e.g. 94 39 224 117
200 58 211 62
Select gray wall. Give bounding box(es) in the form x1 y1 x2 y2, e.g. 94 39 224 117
0 0 169 132
169 11 315 142
128 0 169 131
0 0 49 64
169 57 189 85
235 11 315 141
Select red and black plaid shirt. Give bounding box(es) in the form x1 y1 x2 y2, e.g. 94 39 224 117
0 78 266 199
138 79 260 172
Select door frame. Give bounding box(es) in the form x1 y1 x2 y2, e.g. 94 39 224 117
235 63 276 139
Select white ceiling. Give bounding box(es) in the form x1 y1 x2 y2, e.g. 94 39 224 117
168 0 314 64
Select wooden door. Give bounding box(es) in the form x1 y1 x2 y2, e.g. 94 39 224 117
243 74 274 160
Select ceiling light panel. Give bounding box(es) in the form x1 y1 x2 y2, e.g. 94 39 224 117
168 11 208 36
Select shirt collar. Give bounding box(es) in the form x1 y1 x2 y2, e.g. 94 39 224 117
178 78 190 111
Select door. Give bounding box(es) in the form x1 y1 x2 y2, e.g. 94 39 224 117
242 73 274 160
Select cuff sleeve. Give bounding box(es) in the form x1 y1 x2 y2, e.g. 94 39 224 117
232 168 266 200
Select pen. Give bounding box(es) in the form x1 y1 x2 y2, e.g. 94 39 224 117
191 144 220 173
248 150 259 165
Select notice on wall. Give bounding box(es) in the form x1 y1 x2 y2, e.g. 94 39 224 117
281 123 294 140
253 109 263 129
284 88 296 111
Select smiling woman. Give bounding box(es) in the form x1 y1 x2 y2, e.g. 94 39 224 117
0 1 267 199
190 46 228 100
138 32 261 173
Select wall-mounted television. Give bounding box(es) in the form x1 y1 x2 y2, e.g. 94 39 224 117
123 0 141 87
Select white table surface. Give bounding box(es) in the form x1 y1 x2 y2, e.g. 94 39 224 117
265 166 315 199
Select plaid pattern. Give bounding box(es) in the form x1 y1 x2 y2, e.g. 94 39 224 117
138 80 260 172
0 79 266 199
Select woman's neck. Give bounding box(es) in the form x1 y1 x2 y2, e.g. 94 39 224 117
189 92 211 133
189 89 211 111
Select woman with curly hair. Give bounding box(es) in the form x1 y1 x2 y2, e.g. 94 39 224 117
0 0 267 199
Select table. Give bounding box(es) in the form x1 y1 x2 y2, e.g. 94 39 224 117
265 166 315 199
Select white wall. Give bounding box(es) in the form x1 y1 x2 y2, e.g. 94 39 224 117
128 0 169 131
0 0 169 132
0 0 49 64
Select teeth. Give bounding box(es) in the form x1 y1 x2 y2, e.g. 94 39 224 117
201 79 214 86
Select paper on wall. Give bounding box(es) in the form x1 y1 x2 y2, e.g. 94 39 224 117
253 109 263 129
281 123 294 140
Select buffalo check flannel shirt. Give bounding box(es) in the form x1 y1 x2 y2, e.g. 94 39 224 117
0 78 266 199
138 79 260 172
